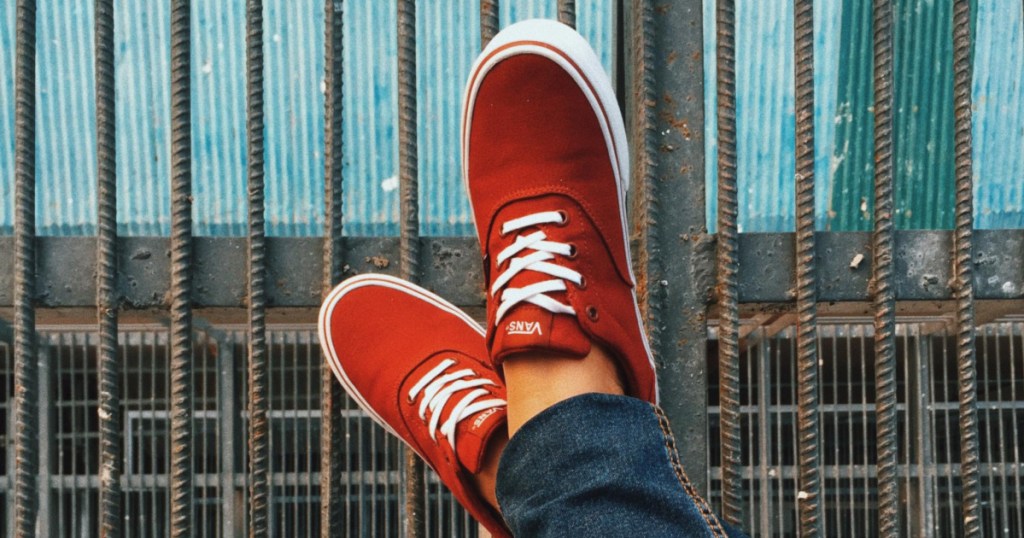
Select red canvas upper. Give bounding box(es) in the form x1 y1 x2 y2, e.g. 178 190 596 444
462 21 658 403
319 274 510 537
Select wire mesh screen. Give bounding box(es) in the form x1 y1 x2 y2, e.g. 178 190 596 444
0 326 475 537
707 320 1024 537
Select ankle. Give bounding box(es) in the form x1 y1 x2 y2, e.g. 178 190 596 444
503 344 625 436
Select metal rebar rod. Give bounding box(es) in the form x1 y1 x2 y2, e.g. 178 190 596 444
952 0 981 535
480 0 498 48
871 0 899 536
169 0 194 536
246 0 270 536
631 0 658 345
95 0 121 536
627 1 711 498
557 0 576 28
715 0 742 527
794 0 821 536
320 1 346 537
13 1 38 536
397 0 426 536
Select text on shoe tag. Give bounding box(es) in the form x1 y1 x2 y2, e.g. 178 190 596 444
506 320 542 336
472 407 499 429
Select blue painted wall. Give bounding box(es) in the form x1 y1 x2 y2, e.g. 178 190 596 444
1 1 1021 236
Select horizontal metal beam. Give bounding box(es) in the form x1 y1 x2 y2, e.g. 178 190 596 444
0 230 1020 308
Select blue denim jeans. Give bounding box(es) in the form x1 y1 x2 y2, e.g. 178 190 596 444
495 393 746 537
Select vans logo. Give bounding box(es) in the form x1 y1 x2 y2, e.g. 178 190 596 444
473 407 499 429
506 320 542 336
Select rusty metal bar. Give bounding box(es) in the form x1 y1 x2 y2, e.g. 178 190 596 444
628 0 711 495
169 0 195 535
871 0 899 535
246 0 270 535
95 0 122 536
397 0 426 536
13 1 38 536
952 0 982 536
793 0 821 535
320 0 346 536
480 0 498 47
715 0 742 526
558 0 576 28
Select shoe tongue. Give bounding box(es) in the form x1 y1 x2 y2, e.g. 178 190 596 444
490 304 592 366
406 354 508 475
453 401 507 474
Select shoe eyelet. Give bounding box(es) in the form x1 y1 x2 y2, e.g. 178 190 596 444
586 305 599 321
556 210 569 225
567 243 578 259
576 276 587 289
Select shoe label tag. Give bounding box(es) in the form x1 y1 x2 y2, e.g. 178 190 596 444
506 320 542 336
473 407 499 429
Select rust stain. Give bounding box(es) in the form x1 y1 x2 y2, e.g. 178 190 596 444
365 256 390 269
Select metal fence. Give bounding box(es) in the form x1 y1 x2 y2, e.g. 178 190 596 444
1 0 1022 537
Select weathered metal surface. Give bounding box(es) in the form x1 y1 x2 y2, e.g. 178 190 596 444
245 0 270 535
480 0 499 46
320 1 346 536
793 0 822 534
0 232 1022 309
13 1 38 536
557 0 576 28
168 0 194 535
627 0 714 497
953 1 982 536
871 0 899 536
95 0 122 535
713 0 742 524
397 0 426 535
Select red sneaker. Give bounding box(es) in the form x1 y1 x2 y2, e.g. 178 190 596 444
461 19 657 403
318 274 510 537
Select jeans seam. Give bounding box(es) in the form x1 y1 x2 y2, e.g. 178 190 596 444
652 404 729 538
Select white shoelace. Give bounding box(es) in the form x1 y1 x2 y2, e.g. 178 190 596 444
491 211 583 325
406 358 506 450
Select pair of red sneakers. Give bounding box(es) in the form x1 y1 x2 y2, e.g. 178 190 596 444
318 20 657 536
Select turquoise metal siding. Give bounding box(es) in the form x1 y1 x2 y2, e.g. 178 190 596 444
703 0 1023 232
1 0 1020 236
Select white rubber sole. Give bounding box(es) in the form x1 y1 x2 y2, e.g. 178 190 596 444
317 273 487 451
460 19 659 402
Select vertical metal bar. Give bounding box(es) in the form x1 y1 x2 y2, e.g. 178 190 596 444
13 0 39 536
95 0 121 536
218 341 238 538
757 338 771 536
627 0 710 495
320 1 346 536
246 0 270 535
910 335 936 538
714 0 743 525
951 0 981 535
793 0 821 535
397 0 425 536
557 0 576 28
36 343 51 537
480 0 498 47
169 0 195 535
871 0 899 535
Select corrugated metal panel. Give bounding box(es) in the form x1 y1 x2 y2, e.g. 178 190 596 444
0 2 15 235
974 1 1024 229
704 0 844 233
704 0 1024 232
0 0 612 237
3 1 1018 235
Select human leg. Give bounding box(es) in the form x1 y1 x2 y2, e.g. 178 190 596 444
317 274 512 536
462 19 744 537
